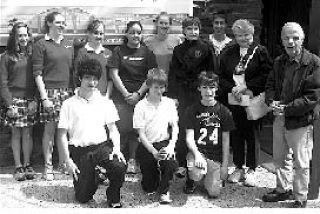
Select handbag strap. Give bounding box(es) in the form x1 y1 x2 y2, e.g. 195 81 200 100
243 46 258 70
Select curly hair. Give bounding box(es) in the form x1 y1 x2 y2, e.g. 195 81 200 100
6 22 32 57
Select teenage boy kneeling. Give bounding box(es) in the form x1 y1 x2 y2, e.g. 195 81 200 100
58 57 126 208
133 68 179 204
183 71 235 198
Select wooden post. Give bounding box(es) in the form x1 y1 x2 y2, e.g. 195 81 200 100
308 119 320 199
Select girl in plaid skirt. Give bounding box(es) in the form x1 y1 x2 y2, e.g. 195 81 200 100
32 12 74 180
0 22 37 181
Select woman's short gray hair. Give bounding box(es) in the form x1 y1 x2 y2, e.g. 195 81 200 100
281 22 305 40
232 19 254 35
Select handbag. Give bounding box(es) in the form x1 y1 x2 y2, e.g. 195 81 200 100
245 92 271 120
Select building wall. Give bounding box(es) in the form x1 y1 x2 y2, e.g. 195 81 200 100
195 0 263 42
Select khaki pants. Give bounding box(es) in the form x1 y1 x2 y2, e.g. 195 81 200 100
187 153 222 197
273 115 313 200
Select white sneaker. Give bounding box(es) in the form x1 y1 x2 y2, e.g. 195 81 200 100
227 168 244 183
243 169 256 187
43 164 54 181
159 192 172 204
126 159 140 174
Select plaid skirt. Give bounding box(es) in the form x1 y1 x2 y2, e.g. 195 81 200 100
0 98 37 128
38 88 73 123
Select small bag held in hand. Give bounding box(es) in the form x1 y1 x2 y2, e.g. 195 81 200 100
245 92 271 120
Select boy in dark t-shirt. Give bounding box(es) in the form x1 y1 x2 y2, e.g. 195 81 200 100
183 71 235 198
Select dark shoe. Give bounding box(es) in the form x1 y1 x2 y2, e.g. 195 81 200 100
25 164 36 180
184 182 196 194
108 202 122 208
14 167 26 181
291 200 307 208
262 189 293 202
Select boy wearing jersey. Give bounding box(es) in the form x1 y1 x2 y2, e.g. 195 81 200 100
183 72 235 198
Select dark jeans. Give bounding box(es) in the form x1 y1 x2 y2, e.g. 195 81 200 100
229 105 261 170
172 83 200 167
136 140 178 194
69 141 126 203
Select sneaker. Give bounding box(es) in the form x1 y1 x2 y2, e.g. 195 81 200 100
126 159 140 174
183 181 196 194
43 164 54 181
57 163 69 175
175 167 186 178
159 192 172 204
262 189 293 202
25 164 36 180
228 168 244 183
243 169 255 187
14 167 26 181
108 202 122 208
291 200 307 208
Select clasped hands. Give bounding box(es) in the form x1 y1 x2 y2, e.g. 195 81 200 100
231 85 253 102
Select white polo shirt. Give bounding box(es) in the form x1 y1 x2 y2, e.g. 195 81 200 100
58 90 119 147
133 96 178 144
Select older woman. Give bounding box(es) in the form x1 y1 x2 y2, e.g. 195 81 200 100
219 19 272 187
32 12 74 180
109 21 157 173
144 11 181 74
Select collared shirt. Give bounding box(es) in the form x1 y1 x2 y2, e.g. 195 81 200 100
44 34 64 44
209 34 232 55
280 58 301 104
58 89 119 147
133 96 178 144
84 43 105 54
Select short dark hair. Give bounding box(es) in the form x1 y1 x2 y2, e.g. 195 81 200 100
182 16 201 30
212 10 228 23
198 71 219 87
146 68 168 87
77 57 102 80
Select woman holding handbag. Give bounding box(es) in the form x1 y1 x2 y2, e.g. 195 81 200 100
219 19 272 187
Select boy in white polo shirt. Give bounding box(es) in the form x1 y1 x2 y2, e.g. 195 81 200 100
58 57 126 208
133 68 179 204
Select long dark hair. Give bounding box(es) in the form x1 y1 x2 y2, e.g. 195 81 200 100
123 20 143 45
6 22 32 58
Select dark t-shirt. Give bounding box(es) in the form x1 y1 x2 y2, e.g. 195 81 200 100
109 44 157 93
184 101 235 162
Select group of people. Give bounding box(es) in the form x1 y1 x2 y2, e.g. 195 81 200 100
0 9 319 208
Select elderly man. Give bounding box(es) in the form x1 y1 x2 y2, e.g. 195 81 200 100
263 22 320 208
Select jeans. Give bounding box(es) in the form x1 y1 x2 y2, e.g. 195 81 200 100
273 115 313 200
